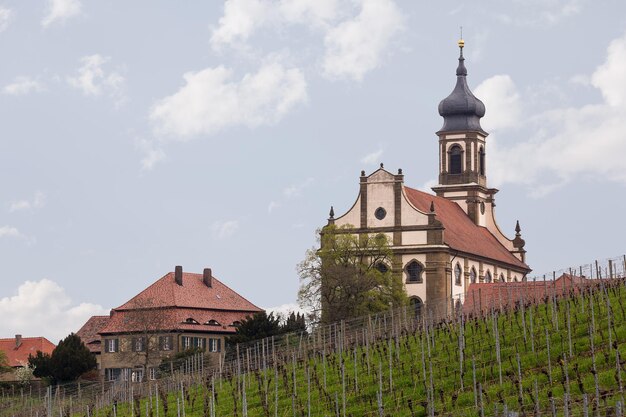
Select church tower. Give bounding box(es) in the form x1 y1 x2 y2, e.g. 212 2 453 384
431 39 496 227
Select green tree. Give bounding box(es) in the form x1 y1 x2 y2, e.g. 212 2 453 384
33 333 96 382
298 224 407 324
0 350 10 374
226 312 281 345
281 312 306 334
28 351 52 378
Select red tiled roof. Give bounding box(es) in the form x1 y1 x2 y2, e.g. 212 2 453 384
115 272 262 312
403 186 529 270
100 307 255 335
0 337 55 367
99 271 263 335
76 316 109 354
463 273 590 315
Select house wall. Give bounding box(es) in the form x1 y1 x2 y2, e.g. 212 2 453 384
100 332 226 381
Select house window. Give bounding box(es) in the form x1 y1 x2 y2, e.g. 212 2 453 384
206 320 220 326
449 145 463 174
375 263 389 274
405 261 423 283
231 321 242 327
132 337 146 352
470 267 477 284
484 270 492 283
104 338 119 353
499 273 506 282
184 318 199 324
182 336 206 350
159 336 173 351
105 368 122 381
131 368 144 383
208 338 221 353
479 147 485 176
454 263 462 286
409 297 423 318
148 367 157 380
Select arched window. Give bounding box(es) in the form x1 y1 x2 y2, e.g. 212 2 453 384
184 318 199 324
409 297 423 318
499 273 506 282
405 260 423 283
205 319 220 326
454 263 462 286
470 267 477 284
449 145 463 174
375 263 389 274
479 146 485 176
484 270 492 283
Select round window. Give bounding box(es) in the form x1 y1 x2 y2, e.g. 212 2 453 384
480 202 485 215
374 207 386 220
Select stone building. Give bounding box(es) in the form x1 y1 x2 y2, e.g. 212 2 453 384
327 40 531 316
86 266 262 381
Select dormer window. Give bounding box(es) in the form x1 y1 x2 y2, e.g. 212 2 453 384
449 145 463 174
184 318 199 324
231 321 242 327
205 319 220 326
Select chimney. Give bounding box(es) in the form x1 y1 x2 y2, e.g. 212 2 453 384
15 334 22 348
175 265 183 286
203 268 213 288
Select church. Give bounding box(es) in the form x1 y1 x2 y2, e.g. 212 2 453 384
327 39 531 316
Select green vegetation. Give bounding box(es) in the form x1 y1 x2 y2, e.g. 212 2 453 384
298 224 407 324
28 333 95 383
4 279 626 416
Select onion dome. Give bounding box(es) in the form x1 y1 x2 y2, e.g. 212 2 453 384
437 40 487 134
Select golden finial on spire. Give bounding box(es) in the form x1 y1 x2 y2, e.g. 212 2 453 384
458 26 464 48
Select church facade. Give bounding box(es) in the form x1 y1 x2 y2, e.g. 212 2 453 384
328 40 531 316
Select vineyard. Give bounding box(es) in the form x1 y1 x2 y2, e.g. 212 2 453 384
2 257 626 417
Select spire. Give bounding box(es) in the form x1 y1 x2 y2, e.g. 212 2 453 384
437 38 486 135
329 206 335 218
456 38 467 76
515 220 521 235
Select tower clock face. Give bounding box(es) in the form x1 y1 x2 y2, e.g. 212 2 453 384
374 207 387 220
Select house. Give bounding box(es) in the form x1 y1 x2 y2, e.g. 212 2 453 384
76 315 110 370
94 266 262 381
327 39 531 318
0 335 55 381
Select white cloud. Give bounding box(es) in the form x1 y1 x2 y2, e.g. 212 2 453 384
0 279 107 343
150 60 307 138
360 148 383 165
263 302 307 321
0 226 23 238
135 138 166 171
0 7 14 32
210 0 339 50
9 192 46 212
67 55 126 104
42 0 81 28
210 0 403 81
474 75 522 131
486 31 626 193
268 201 280 213
210 0 273 50
211 220 240 239
322 0 404 81
3 76 45 96
283 177 314 199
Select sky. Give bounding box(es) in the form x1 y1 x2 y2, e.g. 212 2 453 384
1 0 626 343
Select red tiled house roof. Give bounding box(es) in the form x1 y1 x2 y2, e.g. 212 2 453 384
463 273 590 315
99 270 263 335
404 186 529 270
0 336 55 367
76 316 110 354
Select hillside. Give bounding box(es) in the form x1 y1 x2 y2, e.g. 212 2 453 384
3 277 626 416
